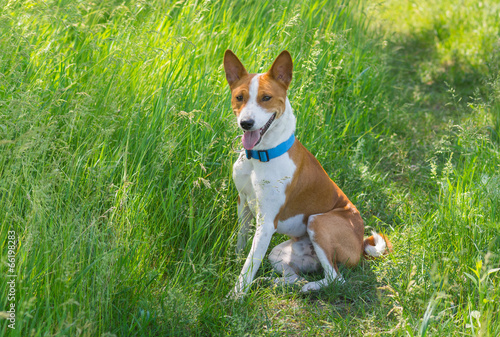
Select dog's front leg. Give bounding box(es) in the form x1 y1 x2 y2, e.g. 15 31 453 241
236 196 253 254
230 216 276 298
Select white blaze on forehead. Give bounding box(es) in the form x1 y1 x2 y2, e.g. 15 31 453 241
238 74 267 125
247 74 261 104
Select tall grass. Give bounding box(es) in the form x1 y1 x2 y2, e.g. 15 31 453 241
0 0 499 335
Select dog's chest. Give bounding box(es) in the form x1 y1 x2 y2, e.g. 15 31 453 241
233 153 307 236
233 153 296 214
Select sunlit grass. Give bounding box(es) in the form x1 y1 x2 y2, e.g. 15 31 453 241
0 0 499 335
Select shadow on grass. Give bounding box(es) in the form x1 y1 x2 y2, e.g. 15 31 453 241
244 260 394 334
355 26 497 201
385 27 486 106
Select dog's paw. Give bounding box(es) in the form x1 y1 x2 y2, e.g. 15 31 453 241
300 281 321 292
300 276 345 293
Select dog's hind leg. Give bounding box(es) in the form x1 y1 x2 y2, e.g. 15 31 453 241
269 236 320 285
300 210 364 292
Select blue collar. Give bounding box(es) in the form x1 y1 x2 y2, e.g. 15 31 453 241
245 133 295 162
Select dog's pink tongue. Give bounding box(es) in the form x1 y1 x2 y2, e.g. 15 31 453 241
242 130 260 150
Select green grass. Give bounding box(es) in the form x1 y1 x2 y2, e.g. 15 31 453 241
0 0 499 335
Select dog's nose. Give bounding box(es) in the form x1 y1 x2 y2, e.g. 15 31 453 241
240 119 255 130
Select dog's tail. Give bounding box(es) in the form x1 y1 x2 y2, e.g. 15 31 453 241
363 231 392 259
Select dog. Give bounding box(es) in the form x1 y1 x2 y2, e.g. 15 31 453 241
223 50 392 297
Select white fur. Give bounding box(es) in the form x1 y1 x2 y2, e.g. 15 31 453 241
255 98 295 150
364 231 387 257
235 199 253 254
268 237 320 285
276 214 307 237
269 240 302 285
231 152 296 296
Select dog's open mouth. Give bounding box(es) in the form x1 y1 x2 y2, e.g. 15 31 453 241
241 113 276 150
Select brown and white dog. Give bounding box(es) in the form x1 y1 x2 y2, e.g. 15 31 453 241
223 50 391 297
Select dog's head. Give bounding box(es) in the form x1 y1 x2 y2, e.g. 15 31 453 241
223 50 293 150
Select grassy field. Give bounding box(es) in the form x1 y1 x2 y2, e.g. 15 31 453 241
1 0 499 335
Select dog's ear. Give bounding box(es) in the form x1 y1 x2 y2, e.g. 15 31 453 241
268 51 293 89
224 50 248 87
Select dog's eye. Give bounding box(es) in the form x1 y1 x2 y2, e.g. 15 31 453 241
262 95 272 102
235 95 244 102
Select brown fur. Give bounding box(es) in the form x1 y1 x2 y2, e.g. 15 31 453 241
227 74 255 117
274 140 348 226
274 139 366 268
223 50 248 88
257 74 287 118
224 50 291 119
308 210 364 269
